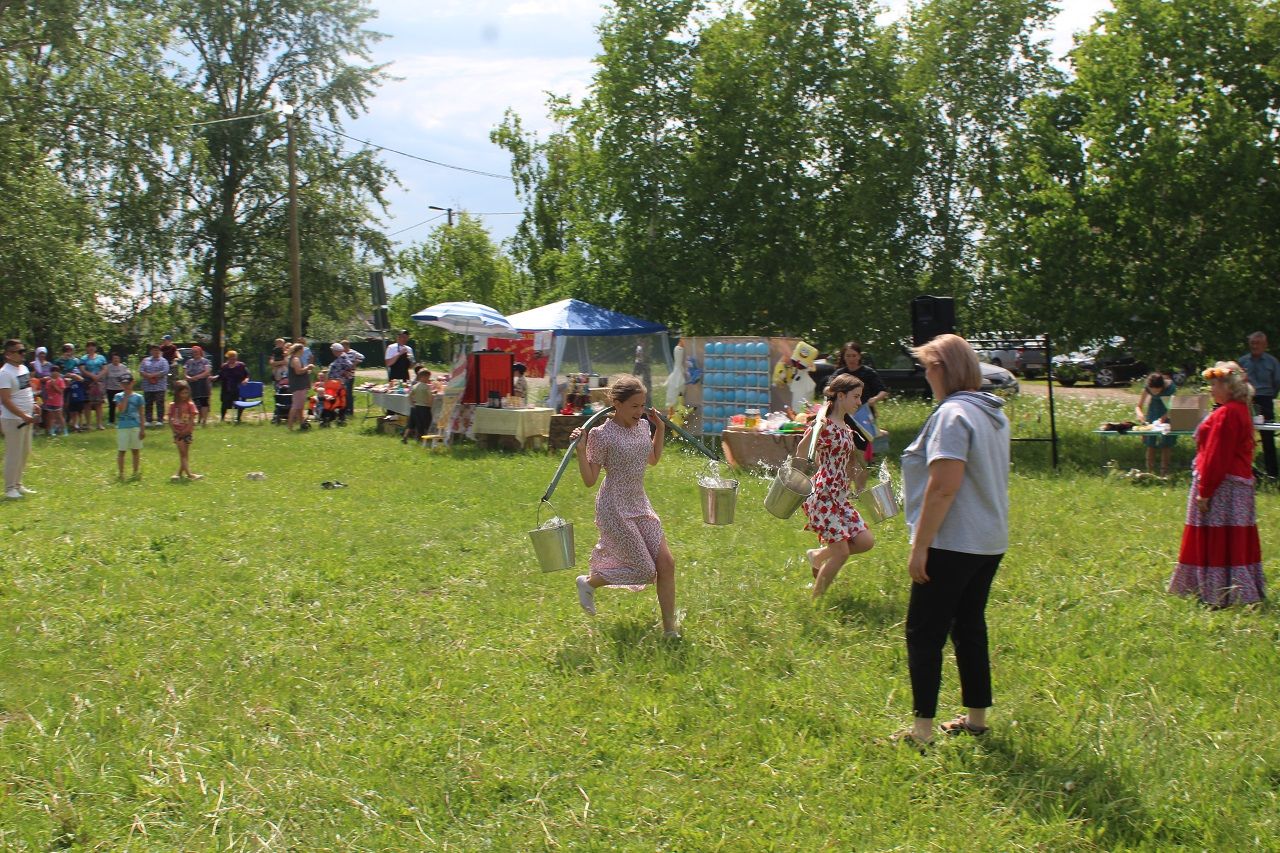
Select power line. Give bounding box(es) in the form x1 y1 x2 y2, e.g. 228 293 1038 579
172 113 515 184
173 110 277 129
387 212 446 237
312 122 514 181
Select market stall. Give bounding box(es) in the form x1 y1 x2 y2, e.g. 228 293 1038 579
673 336 809 438
503 299 672 411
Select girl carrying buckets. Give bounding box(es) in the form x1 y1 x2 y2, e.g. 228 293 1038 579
569 375 680 638
802 373 876 597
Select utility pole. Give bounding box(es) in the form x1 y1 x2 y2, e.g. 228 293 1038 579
285 104 302 339
429 205 454 226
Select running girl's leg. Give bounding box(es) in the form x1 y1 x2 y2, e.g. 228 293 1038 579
654 537 677 633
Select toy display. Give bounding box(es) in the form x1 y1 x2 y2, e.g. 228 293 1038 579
700 340 771 435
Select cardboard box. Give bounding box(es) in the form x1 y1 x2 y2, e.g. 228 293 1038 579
1166 394 1209 431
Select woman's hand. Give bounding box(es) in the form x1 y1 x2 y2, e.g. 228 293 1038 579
569 427 583 443
648 407 665 435
1196 496 1210 513
908 546 930 584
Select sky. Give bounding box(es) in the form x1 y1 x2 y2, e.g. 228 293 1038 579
347 0 1113 293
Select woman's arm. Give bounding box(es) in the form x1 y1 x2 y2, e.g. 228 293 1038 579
648 408 665 465
290 357 309 375
1196 406 1247 503
572 427 601 487
907 458 966 583
863 368 889 407
1135 391 1150 421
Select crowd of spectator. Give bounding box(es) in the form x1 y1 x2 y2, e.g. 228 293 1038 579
14 337 372 438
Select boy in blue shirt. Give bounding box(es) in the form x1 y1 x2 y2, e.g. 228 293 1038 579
113 374 146 480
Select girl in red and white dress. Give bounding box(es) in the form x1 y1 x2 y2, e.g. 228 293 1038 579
801 372 876 597
569 375 680 637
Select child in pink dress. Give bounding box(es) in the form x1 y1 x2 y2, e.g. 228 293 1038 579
569 375 680 637
167 380 204 481
801 373 876 597
43 365 68 437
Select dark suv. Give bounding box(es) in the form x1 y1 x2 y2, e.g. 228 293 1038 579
813 345 1019 397
1072 342 1148 387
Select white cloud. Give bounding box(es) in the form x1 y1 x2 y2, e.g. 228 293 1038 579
373 0 605 21
373 53 595 139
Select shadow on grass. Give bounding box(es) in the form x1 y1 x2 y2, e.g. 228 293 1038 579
973 736 1195 848
824 590 904 629
547 618 694 676
604 618 695 670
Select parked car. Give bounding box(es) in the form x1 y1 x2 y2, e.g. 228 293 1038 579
816 345 1019 397
975 341 1048 378
976 346 1018 370
1014 346 1048 378
1075 341 1148 387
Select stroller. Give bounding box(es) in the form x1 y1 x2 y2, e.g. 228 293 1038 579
312 379 347 427
272 386 291 424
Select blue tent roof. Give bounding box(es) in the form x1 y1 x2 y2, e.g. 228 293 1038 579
506 298 667 337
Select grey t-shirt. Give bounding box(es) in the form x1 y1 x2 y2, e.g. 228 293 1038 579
901 391 1010 555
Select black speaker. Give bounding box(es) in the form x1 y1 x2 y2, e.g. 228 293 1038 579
370 271 388 331
910 295 955 346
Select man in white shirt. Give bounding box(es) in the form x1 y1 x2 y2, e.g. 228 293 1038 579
385 330 415 382
0 339 40 499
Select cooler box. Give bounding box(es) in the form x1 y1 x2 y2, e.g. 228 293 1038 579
1167 394 1209 431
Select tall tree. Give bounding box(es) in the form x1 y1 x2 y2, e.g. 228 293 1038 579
171 0 394 359
0 0 189 343
994 0 1280 362
899 0 1054 328
391 214 519 332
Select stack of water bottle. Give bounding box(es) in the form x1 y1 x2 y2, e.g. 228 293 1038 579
701 340 771 435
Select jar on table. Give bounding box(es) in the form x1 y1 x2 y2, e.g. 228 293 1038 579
745 407 760 429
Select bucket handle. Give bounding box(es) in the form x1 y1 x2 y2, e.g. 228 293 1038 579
536 498 561 527
540 406 615 504
804 401 828 464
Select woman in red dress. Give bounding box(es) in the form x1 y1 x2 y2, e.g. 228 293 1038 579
1169 361 1266 606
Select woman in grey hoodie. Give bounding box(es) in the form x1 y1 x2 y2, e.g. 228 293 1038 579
896 334 1010 747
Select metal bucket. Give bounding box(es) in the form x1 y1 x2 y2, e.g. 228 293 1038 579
859 479 901 522
764 459 814 519
698 479 739 525
529 504 575 572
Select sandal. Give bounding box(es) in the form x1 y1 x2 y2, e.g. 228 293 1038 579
939 715 988 737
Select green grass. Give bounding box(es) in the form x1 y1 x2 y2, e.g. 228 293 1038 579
1 398 1277 850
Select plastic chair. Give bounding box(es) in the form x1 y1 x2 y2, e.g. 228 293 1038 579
233 381 266 422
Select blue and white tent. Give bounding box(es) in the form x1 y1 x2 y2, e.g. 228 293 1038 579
506 299 671 408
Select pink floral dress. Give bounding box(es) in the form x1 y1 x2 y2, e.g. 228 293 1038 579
802 419 868 544
586 417 664 587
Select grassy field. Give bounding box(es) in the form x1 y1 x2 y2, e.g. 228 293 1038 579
1 395 1276 850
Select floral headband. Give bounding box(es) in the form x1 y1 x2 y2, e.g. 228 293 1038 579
1202 365 1239 380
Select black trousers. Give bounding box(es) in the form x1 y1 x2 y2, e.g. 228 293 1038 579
906 548 1003 719
106 391 122 423
1256 395 1276 479
144 390 166 423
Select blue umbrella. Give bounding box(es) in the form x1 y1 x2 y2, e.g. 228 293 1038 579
410 301 520 338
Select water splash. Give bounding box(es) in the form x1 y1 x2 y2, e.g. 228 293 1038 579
697 459 737 489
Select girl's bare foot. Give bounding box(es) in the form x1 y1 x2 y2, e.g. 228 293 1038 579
806 548 822 579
